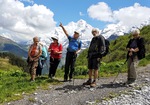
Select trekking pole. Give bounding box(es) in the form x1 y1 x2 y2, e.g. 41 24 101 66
111 59 128 85
72 72 75 86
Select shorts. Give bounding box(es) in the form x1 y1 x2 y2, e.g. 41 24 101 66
29 61 38 75
88 58 101 70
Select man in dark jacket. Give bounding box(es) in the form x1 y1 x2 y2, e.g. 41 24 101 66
83 29 105 87
126 29 145 85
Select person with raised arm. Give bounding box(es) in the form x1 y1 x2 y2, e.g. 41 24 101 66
59 23 82 82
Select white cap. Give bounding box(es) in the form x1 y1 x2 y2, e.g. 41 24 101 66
74 30 80 35
51 35 59 40
132 29 140 35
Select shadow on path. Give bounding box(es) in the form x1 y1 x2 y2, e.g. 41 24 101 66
97 82 127 89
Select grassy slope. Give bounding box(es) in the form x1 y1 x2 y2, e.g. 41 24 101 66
75 25 150 77
0 58 61 103
0 25 150 103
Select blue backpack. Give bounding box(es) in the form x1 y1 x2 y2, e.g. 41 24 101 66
40 45 48 60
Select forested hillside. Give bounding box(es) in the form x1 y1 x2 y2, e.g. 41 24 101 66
0 36 28 58
74 25 150 76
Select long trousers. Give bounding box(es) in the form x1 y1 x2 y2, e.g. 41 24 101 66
64 52 77 80
36 60 45 76
127 56 139 81
49 57 60 77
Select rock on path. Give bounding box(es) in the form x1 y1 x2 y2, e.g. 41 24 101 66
5 64 150 105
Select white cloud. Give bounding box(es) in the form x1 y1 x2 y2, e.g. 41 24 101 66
0 0 56 42
88 2 150 28
113 3 150 27
87 2 114 22
79 12 84 16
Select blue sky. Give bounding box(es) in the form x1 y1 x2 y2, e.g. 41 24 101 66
0 0 150 42
23 0 150 29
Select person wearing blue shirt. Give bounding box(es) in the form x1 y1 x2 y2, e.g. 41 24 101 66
60 23 82 82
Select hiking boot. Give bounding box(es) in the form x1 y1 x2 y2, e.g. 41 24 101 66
128 82 137 87
51 76 55 79
49 74 55 79
90 81 96 87
63 79 68 82
30 79 35 82
69 78 72 82
83 79 92 85
127 78 135 84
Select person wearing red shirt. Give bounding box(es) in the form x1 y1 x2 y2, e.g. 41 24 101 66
48 36 63 79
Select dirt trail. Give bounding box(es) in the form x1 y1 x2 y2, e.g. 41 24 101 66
5 64 150 105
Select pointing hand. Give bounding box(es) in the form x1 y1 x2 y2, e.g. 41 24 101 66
59 22 63 27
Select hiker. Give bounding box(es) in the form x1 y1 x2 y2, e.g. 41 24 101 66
126 29 145 85
59 22 82 82
36 42 48 77
83 29 105 87
48 36 63 79
28 36 42 81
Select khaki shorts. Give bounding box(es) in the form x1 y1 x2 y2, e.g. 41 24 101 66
28 61 38 75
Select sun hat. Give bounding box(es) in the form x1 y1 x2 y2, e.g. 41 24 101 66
51 35 59 40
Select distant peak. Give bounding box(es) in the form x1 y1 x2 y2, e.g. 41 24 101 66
77 19 87 24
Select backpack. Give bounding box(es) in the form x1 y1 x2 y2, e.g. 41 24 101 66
40 45 48 60
88 35 110 58
96 35 110 57
136 37 145 60
102 39 110 57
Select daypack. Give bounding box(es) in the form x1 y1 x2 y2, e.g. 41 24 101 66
96 35 110 57
135 37 145 60
40 45 48 60
103 39 110 57
88 35 110 58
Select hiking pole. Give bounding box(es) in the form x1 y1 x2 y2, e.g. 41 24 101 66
110 59 128 85
72 72 75 86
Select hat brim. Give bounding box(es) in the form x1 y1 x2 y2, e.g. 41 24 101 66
51 37 58 40
74 31 79 35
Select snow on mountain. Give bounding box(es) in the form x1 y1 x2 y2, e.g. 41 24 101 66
1 17 150 49
101 23 127 39
37 19 97 51
101 17 150 40
1 18 150 66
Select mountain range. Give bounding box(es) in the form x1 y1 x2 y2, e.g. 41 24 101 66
0 18 150 59
0 36 28 58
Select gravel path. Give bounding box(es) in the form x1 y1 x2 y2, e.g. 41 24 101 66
5 64 150 105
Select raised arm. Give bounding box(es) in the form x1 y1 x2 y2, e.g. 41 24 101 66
59 22 68 37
